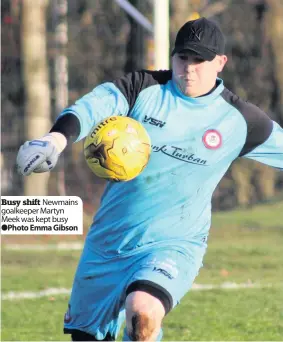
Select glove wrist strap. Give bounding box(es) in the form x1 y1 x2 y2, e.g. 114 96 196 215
41 132 67 153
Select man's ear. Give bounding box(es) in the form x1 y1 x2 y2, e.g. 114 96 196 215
217 55 228 72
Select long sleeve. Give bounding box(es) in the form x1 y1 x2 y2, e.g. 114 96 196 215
242 121 283 170
55 70 172 143
58 82 130 142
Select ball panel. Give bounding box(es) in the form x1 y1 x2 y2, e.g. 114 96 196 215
84 116 151 181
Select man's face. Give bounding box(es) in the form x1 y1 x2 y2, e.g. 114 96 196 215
172 52 227 97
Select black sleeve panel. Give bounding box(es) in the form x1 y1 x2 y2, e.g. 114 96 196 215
50 113 80 142
113 70 172 112
221 88 273 156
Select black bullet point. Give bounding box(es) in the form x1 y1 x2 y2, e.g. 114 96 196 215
2 225 8 231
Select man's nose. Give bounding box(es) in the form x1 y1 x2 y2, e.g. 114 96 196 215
185 63 196 72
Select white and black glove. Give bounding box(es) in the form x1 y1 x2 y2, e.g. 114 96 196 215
16 132 67 176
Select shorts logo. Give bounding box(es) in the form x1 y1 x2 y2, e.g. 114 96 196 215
64 304 71 323
153 267 174 279
202 129 222 149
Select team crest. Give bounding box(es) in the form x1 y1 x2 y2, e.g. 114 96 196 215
202 129 222 149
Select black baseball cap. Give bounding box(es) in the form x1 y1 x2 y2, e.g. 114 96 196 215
171 17 226 61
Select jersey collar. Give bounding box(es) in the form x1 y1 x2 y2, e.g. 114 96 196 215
171 77 224 105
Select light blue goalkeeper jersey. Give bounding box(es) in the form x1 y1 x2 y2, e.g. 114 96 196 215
59 70 283 257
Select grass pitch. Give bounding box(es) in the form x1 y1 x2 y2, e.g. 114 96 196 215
1 201 283 341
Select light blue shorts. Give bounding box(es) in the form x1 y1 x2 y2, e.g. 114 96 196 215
63 238 207 340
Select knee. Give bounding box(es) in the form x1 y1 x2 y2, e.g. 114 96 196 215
129 311 158 341
125 291 165 341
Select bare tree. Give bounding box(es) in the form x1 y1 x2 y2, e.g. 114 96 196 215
53 0 68 196
265 0 283 122
21 0 51 195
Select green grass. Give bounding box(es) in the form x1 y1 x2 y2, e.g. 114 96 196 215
1 296 70 341
2 288 283 341
1 250 81 292
1 201 283 341
163 288 283 341
212 200 283 229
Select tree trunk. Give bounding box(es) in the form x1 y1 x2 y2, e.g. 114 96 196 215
21 0 51 195
231 159 255 207
53 0 68 196
265 0 283 122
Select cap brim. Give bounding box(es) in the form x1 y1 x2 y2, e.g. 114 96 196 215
171 44 216 61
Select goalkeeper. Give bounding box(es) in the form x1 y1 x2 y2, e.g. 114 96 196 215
16 18 283 341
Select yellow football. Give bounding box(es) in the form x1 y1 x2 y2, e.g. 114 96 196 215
84 116 151 181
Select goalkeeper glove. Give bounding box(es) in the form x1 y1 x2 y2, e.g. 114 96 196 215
16 132 67 176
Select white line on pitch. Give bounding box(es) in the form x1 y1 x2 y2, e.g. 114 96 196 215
2 283 275 301
3 242 84 251
2 288 71 300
